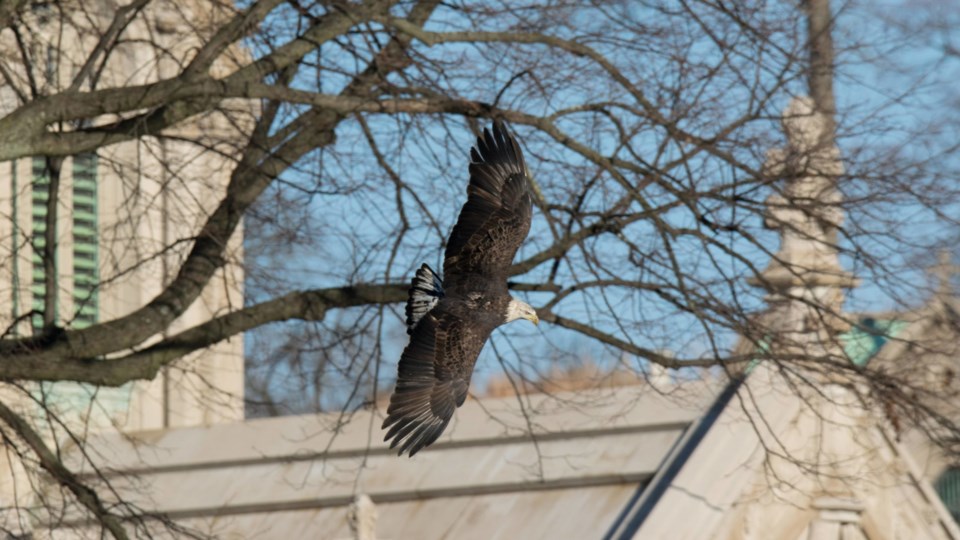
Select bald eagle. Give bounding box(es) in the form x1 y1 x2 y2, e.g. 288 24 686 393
382 121 539 456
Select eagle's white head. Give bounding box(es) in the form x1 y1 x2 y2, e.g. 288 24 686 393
505 297 539 325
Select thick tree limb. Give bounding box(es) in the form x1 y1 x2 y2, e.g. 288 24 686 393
0 3 368 160
67 0 151 92
0 0 27 30
0 278 554 384
4 92 502 160
0 0 444 385
0 401 130 539
184 0 286 77
85 284 408 385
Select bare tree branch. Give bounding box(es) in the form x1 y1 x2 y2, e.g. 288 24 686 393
0 401 130 539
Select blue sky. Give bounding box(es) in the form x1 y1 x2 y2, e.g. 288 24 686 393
241 1 960 413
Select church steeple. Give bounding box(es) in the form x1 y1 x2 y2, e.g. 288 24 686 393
749 97 858 335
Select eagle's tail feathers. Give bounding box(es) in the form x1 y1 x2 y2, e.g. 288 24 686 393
405 264 444 334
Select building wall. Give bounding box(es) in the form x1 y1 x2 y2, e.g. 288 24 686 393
0 0 252 432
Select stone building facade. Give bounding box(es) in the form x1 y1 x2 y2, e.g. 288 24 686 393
0 0 249 432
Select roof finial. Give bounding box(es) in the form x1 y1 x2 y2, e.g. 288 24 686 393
928 249 959 299
348 494 377 540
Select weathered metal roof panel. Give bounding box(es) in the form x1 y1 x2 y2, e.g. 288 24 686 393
50 383 718 538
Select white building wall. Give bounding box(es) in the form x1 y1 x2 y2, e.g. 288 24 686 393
0 0 251 433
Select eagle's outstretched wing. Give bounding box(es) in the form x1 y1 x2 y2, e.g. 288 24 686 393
382 306 491 456
443 121 533 288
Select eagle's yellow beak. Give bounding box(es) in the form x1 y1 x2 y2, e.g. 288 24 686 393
526 312 540 326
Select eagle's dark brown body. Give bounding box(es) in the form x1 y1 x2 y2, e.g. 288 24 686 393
382 122 536 456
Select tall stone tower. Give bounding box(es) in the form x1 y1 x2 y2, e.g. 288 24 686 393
0 0 251 432
750 96 858 340
739 97 890 523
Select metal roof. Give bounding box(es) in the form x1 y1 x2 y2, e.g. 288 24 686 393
53 381 720 538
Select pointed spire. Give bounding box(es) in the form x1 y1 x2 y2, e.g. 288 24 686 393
749 97 858 334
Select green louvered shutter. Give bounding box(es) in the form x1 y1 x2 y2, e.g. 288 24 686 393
72 153 98 328
30 157 53 331
10 161 20 322
936 468 960 523
28 155 98 331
